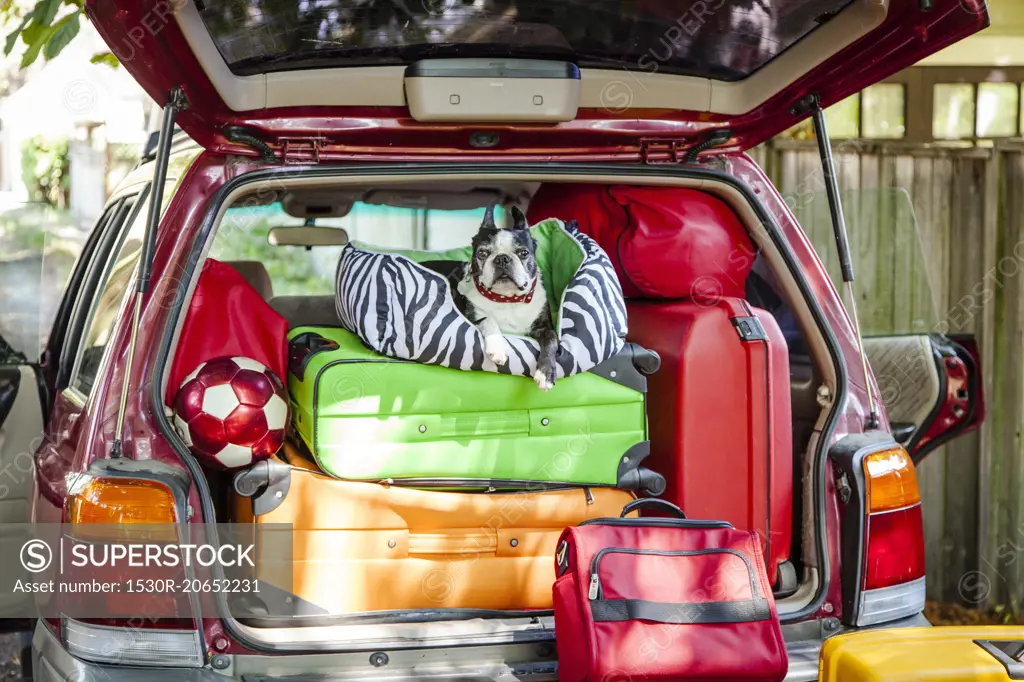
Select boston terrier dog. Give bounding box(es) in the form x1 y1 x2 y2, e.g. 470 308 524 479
443 205 559 391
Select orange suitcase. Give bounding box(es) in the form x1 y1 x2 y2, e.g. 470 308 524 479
233 444 635 615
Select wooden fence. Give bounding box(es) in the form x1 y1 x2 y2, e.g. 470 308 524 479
755 140 1024 613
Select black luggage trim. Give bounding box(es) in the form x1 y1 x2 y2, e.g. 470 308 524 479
343 471 660 492
589 547 762 601
589 343 661 392
288 332 341 380
373 477 607 490
615 442 665 495
591 597 772 624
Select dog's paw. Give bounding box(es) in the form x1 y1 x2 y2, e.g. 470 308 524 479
533 368 555 392
485 337 509 366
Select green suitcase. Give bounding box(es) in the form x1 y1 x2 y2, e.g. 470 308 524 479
286 326 663 492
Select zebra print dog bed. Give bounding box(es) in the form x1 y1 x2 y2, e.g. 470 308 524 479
335 218 627 379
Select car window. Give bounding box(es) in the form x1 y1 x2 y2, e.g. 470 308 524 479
0 202 88 362
788 187 939 336
199 0 854 83
68 197 145 397
211 201 493 296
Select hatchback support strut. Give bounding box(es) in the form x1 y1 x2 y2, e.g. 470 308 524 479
110 88 188 458
798 94 880 430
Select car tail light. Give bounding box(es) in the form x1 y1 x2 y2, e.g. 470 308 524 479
864 448 921 513
62 475 204 666
62 618 203 667
856 447 926 626
67 477 177 525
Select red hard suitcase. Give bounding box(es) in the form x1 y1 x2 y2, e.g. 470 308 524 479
528 184 794 585
552 499 788 682
626 299 793 584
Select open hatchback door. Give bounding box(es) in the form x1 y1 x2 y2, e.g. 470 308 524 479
87 0 988 160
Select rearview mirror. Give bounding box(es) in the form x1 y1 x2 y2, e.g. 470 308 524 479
268 226 350 248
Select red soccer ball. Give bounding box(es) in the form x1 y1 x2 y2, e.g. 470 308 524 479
172 356 288 469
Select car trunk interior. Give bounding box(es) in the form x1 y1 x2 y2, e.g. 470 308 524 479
159 167 839 649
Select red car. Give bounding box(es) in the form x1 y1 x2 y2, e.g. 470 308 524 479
0 0 988 680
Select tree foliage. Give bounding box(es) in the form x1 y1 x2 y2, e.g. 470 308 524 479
21 135 70 209
2 0 114 69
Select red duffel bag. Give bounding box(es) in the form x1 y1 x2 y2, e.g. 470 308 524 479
166 259 288 404
553 499 787 682
527 184 755 301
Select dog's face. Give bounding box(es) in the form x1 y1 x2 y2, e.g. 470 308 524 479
724 0 776 71
471 205 538 296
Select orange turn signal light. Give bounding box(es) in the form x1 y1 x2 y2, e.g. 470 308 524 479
68 477 177 526
863 447 921 513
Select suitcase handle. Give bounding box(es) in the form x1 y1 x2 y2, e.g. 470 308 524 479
288 332 340 379
621 499 686 518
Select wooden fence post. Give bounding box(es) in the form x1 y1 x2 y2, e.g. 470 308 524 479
979 150 1024 617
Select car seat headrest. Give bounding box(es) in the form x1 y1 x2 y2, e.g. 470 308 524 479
224 260 274 301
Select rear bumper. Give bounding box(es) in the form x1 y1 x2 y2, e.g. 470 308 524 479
34 613 932 682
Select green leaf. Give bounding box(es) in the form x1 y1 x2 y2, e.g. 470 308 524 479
43 11 79 60
90 51 118 68
35 0 62 28
19 25 54 69
20 21 46 47
4 31 21 57
19 0 62 47
4 15 32 56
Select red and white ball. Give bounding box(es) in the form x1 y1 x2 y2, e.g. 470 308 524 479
173 356 288 469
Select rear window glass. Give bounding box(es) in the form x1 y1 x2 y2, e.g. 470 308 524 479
210 201 495 296
198 0 855 82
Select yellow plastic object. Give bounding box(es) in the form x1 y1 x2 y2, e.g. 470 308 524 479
820 627 1024 681
233 446 636 614
863 447 921 513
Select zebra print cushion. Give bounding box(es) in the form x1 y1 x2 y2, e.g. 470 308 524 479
335 219 627 379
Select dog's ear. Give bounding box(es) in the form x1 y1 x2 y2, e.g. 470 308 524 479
481 204 497 230
509 206 529 231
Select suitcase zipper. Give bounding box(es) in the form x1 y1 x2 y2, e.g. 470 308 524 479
588 573 601 600
587 547 761 602
375 478 603 491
